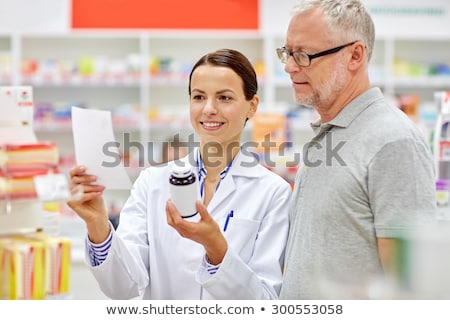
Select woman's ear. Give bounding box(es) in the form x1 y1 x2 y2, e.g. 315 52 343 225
246 95 259 120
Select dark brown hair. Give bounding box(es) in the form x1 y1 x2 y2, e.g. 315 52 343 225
188 48 258 101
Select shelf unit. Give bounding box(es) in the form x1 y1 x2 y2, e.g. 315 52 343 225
0 31 448 176
271 35 450 103
0 86 72 300
1 31 270 174
383 37 450 101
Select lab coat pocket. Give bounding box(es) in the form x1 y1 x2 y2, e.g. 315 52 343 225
223 218 259 262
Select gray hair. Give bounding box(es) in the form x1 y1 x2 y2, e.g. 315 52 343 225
291 0 375 61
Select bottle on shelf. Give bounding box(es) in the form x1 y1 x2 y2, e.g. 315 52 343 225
432 91 450 222
432 91 450 181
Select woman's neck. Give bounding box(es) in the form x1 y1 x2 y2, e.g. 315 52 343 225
200 142 239 175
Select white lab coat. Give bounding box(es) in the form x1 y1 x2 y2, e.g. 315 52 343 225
86 149 291 299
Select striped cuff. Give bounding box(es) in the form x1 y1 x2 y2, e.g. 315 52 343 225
202 255 221 275
87 231 113 267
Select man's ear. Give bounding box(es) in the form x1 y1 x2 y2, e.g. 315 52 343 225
349 42 366 70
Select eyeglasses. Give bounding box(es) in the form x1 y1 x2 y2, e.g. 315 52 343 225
276 41 357 67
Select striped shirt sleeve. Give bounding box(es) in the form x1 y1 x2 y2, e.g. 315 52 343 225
86 230 113 267
201 255 221 275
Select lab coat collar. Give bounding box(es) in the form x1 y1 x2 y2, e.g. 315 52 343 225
185 148 262 212
187 147 262 178
227 150 262 178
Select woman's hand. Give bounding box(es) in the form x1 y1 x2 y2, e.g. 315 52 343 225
166 200 228 265
66 165 110 243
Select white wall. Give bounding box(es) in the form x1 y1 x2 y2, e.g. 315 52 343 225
0 0 70 33
0 0 449 39
262 0 450 38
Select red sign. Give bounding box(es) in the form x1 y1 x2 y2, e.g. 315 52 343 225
71 0 259 30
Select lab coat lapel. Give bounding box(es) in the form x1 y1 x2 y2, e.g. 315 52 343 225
206 172 236 213
206 151 260 213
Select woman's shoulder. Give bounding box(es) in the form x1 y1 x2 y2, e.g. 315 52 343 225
136 162 172 183
233 154 291 191
256 163 292 188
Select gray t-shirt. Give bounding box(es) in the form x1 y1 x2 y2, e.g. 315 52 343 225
280 87 437 299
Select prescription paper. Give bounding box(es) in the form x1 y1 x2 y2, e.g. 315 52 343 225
71 106 132 190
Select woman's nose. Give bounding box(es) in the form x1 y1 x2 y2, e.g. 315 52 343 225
203 99 218 115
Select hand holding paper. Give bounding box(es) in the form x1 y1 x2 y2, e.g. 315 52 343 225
71 106 132 190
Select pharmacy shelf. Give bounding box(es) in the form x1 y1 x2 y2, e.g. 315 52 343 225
0 31 449 182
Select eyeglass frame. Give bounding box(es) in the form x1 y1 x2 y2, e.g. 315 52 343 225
276 41 357 67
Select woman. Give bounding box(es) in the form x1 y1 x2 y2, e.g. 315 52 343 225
67 49 291 299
